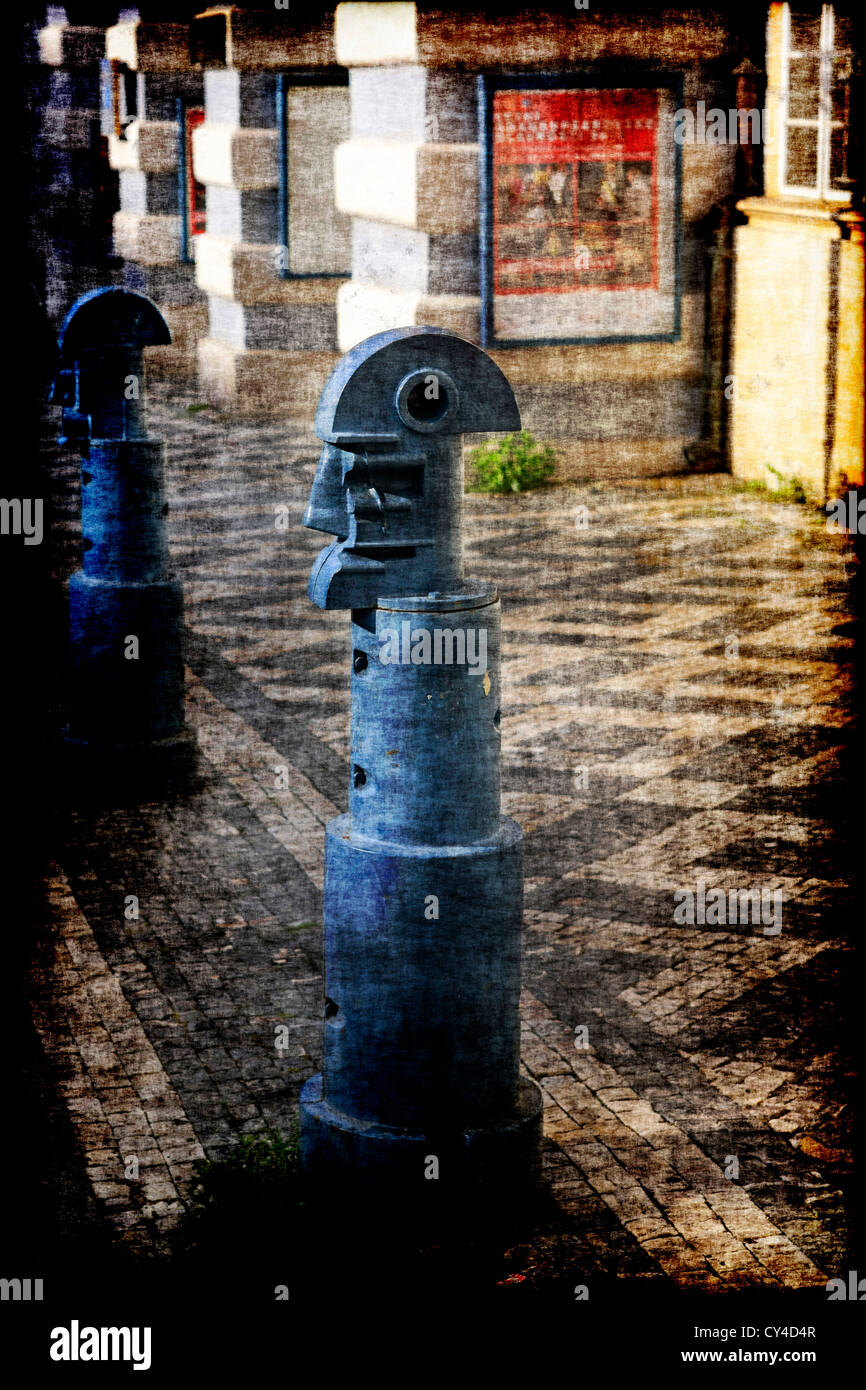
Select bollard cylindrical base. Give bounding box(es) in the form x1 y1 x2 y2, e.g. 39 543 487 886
299 1071 542 1229
67 570 187 744
318 813 526 1129
63 567 197 798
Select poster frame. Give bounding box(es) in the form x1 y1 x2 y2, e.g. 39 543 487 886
478 69 684 347
275 69 350 282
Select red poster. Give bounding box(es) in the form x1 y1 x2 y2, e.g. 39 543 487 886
492 88 659 294
185 107 206 237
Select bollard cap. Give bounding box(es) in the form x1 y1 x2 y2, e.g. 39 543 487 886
56 287 171 364
314 326 520 443
53 287 171 447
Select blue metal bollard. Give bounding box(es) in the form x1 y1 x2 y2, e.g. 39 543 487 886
54 287 196 793
299 327 542 1219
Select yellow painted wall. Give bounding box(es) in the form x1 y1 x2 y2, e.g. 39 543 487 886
731 202 835 499
832 222 866 494
730 200 864 500
729 5 864 502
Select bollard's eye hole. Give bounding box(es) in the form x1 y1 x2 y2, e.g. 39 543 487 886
404 379 449 424
395 369 459 434
353 650 368 674
352 765 367 788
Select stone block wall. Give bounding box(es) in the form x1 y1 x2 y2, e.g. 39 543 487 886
190 7 348 418
37 21 119 324
105 19 208 380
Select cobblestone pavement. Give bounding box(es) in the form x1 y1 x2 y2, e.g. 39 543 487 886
33 385 858 1295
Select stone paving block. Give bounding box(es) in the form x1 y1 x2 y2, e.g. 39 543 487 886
744 1237 825 1287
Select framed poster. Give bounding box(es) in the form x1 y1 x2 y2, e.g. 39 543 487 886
479 73 683 345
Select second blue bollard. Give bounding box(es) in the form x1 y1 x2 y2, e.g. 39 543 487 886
54 287 196 794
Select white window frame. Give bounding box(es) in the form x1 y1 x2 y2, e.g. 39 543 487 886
779 3 852 202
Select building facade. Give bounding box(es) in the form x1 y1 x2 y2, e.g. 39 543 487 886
32 2 863 499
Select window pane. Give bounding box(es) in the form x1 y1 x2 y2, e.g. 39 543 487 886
831 53 854 121
833 14 854 54
788 56 821 117
789 10 821 54
786 124 819 186
830 15 859 193
121 67 137 128
830 124 853 189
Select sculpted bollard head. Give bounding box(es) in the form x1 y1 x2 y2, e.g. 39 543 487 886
303 326 520 608
55 288 195 796
54 286 171 447
298 327 542 1231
